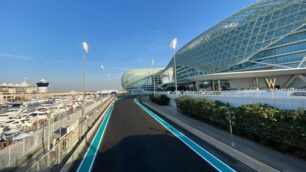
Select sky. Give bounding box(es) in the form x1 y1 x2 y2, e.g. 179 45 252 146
0 0 255 92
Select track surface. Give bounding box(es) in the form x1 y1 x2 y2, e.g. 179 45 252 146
91 98 216 172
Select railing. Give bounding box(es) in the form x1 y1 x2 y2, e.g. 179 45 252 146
0 96 112 171
154 88 306 99
27 97 114 172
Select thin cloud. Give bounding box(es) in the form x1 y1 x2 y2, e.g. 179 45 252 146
0 66 35 72
108 67 129 71
0 53 33 60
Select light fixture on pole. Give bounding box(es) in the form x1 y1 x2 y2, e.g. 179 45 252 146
152 58 156 95
226 111 235 147
100 65 104 98
81 41 89 117
170 38 178 97
23 77 28 100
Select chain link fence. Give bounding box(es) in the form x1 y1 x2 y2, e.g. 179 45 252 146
0 96 112 171
28 97 114 172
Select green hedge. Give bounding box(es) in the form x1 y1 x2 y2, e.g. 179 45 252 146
176 96 306 159
149 94 170 105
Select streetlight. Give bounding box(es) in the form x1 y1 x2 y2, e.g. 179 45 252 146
152 58 155 95
100 65 104 100
78 41 88 141
23 77 28 101
107 74 111 95
81 41 89 117
170 38 178 97
226 110 235 147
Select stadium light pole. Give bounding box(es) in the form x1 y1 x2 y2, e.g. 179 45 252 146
170 38 178 97
152 58 155 95
226 111 235 147
81 41 89 117
107 74 111 94
100 65 104 100
23 77 28 101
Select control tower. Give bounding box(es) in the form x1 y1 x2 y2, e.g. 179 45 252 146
36 78 49 93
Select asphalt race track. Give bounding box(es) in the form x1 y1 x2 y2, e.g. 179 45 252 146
90 98 217 172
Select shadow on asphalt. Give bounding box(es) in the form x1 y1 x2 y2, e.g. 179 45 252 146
92 134 216 172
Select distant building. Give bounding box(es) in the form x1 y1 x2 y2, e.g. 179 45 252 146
36 78 49 93
121 68 164 92
0 81 36 102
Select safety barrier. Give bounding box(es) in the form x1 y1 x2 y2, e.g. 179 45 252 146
0 96 112 171
26 97 115 172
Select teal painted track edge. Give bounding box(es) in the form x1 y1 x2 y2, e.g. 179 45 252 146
134 98 236 172
77 103 114 172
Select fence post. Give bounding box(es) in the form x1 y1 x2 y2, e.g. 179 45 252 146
78 120 81 141
23 138 25 156
58 145 61 164
35 131 37 146
47 148 50 167
8 145 11 166
60 120 62 137
37 160 40 171
43 129 46 144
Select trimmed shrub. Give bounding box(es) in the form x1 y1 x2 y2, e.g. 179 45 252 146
149 94 170 105
176 96 192 114
175 96 306 159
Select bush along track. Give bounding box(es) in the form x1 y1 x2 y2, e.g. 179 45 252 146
175 96 306 159
149 94 170 106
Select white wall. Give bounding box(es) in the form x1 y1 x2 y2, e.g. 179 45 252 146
166 94 306 110
228 76 292 89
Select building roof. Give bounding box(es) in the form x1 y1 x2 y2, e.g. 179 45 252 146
19 81 30 87
38 78 48 83
0 81 34 88
189 68 306 81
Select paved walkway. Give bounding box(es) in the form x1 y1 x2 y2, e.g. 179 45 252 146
141 96 306 172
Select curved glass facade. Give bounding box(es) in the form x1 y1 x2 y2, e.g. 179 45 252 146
166 0 306 82
121 68 163 90
122 0 306 90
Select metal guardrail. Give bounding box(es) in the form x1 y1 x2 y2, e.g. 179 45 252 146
27 97 114 172
153 89 306 99
0 96 111 171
